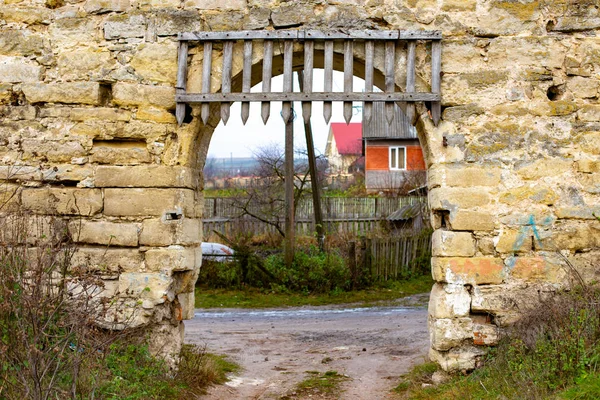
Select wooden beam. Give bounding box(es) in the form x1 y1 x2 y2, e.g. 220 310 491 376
177 92 441 102
282 40 293 124
178 30 442 41
220 40 233 125
343 40 353 124
431 39 442 126
241 40 253 125
302 41 314 124
323 40 333 124
363 40 374 124
406 40 416 126
384 40 395 125
261 40 273 124
200 41 212 125
175 41 188 126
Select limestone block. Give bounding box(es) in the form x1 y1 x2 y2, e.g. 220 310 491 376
567 76 599 99
130 43 177 85
118 272 173 303
0 84 12 104
71 247 143 274
271 2 314 27
177 292 195 320
446 166 502 188
70 107 131 122
449 211 495 231
90 142 151 165
41 164 94 184
140 218 202 246
244 6 270 29
21 140 87 163
96 165 198 189
499 185 558 206
0 29 47 56
539 222 599 251
429 346 486 372
112 83 175 109
499 209 556 227
104 188 195 217
202 11 244 30
556 206 600 219
136 106 176 123
154 10 203 36
184 0 246 9
21 187 102 216
68 220 140 247
104 14 146 39
577 105 600 122
22 82 100 105
429 317 474 351
147 322 184 369
84 0 130 13
441 0 476 11
0 165 42 181
0 56 43 83
506 255 567 283
516 159 573 180
432 257 504 285
473 323 499 346
144 245 200 272
577 159 600 174
552 17 600 32
429 283 471 319
0 183 21 211
432 230 476 257
172 269 199 294
470 284 549 318
57 48 116 81
429 187 491 211
49 18 98 47
495 229 532 253
579 132 600 156
0 6 52 25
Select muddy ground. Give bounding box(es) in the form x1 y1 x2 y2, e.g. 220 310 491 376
184 293 430 399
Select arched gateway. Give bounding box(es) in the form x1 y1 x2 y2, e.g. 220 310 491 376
1 0 598 371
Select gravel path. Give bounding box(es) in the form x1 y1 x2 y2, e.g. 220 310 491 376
184 293 430 399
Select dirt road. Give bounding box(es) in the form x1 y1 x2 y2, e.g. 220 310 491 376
184 294 430 399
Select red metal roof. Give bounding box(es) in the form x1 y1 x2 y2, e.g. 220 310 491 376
330 122 362 155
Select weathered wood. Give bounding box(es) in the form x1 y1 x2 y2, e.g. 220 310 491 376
323 40 333 124
343 40 354 124
175 41 188 126
282 40 293 124
200 41 212 125
261 40 273 124
385 40 395 125
363 40 374 124
406 40 416 126
431 39 442 126
241 40 253 125
179 92 440 103
178 30 442 41
302 41 314 124
284 114 295 267
220 40 233 125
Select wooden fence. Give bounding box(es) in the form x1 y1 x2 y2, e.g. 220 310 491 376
362 233 432 281
202 196 426 239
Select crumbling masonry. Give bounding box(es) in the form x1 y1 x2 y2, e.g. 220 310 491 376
0 0 599 370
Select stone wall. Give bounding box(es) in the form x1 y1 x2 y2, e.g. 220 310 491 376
1 0 599 369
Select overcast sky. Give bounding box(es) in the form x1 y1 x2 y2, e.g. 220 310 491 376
207 71 366 158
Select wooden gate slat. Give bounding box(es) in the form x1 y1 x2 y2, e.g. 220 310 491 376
302 41 314 124
220 40 233 124
363 40 374 124
431 39 442 126
241 40 253 125
406 40 416 125
282 40 293 124
343 40 353 124
323 40 333 124
175 41 188 126
200 41 212 125
384 40 395 125
261 40 273 124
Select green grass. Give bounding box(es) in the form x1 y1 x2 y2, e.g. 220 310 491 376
282 370 349 399
194 274 433 308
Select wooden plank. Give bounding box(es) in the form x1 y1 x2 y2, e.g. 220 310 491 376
406 40 416 126
261 40 273 124
241 40 253 125
220 40 233 125
363 40 374 124
343 40 353 124
178 30 441 41
323 40 333 124
384 40 395 125
282 40 293 124
431 39 442 126
200 41 212 125
178 92 439 102
175 41 188 126
302 41 314 124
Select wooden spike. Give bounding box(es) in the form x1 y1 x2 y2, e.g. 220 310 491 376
323 40 333 124
200 41 212 125
406 40 416 126
343 40 353 124
363 40 374 124
302 41 314 125
241 40 252 125
385 41 395 125
282 102 292 124
176 41 188 126
221 40 233 125
431 39 442 126
261 40 273 124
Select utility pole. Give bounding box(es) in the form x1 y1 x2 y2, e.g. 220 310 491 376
297 71 325 251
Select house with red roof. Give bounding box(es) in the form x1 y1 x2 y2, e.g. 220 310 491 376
324 122 363 174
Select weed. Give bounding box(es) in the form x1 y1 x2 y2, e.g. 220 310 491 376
283 370 349 399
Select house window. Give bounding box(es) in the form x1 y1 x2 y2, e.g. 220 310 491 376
389 146 406 170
